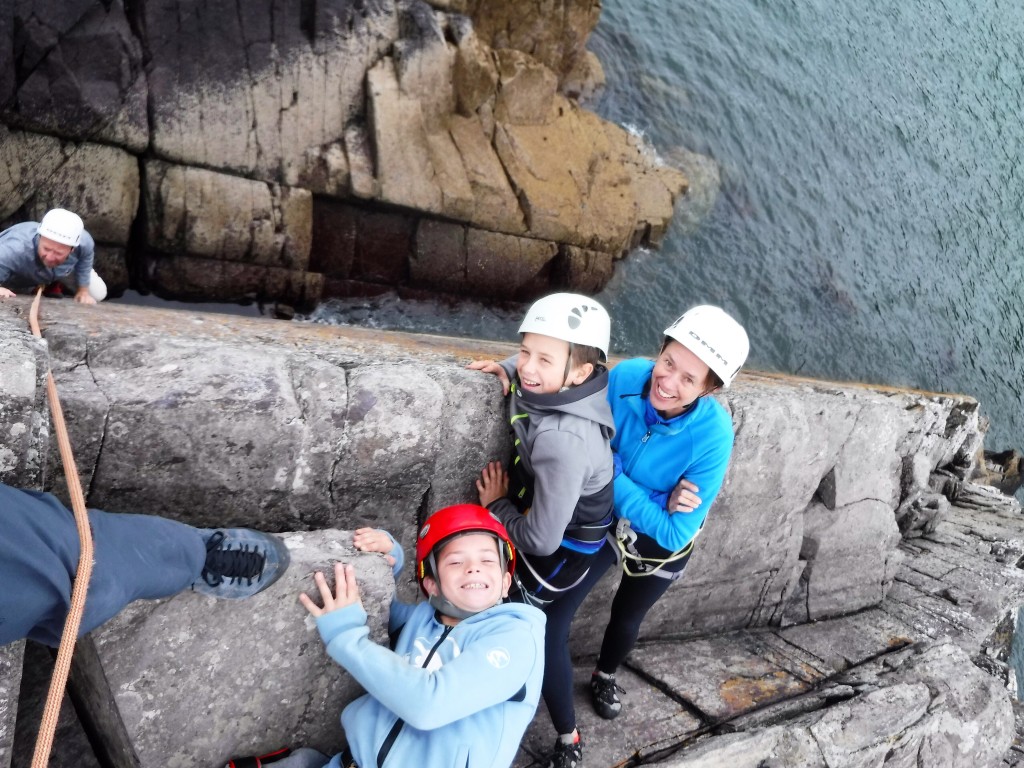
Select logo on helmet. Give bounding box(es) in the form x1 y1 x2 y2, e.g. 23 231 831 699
687 329 732 368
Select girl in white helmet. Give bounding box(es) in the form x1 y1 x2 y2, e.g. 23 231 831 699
469 292 616 768
538 305 749 765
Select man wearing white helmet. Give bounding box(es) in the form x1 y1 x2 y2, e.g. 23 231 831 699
535 305 750 765
0 208 107 304
468 292 616 768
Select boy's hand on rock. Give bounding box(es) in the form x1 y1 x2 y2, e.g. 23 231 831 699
0 287 15 298
300 562 362 617
668 479 701 514
467 360 511 396
476 461 509 507
353 527 396 566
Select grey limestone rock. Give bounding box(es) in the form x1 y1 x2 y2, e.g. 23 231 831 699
0 642 23 768
73 530 394 768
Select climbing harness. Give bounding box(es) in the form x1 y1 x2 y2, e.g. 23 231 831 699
612 518 693 581
28 287 95 768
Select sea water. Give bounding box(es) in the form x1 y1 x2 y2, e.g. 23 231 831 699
310 0 1024 457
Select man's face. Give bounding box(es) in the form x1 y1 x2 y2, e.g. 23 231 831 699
37 236 73 268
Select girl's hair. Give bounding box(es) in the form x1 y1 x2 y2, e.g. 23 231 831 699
571 343 603 370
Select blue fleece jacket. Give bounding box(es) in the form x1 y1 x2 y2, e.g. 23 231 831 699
316 546 546 768
608 358 735 552
0 221 96 291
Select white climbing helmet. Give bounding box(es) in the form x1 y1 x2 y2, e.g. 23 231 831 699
519 293 611 361
37 209 84 247
664 305 749 388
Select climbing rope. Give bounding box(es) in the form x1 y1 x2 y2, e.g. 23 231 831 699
28 287 95 768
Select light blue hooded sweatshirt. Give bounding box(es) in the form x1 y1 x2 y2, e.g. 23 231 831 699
316 548 546 768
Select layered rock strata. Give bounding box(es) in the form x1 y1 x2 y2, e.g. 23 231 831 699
0 299 1020 766
0 0 686 309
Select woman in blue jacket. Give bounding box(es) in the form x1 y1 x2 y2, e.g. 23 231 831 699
542 305 749 767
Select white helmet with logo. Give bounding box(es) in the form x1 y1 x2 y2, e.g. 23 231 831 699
519 293 611 361
664 305 749 387
37 209 84 247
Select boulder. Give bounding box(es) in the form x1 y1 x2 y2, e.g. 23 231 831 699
0 129 139 245
494 49 558 125
410 219 467 292
1 301 1022 766
0 302 997 639
1 0 148 151
143 161 312 270
447 115 526 233
138 254 324 309
368 57 445 214
0 312 46 489
437 0 601 85
494 98 641 253
0 642 22 768
798 499 903 620
144 0 399 180
554 244 614 293
465 228 558 298
11 641 101 768
72 531 394 768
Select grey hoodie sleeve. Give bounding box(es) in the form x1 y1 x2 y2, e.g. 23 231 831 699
489 428 589 556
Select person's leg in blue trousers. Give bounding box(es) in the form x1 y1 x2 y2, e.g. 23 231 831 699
541 541 619 736
0 484 205 647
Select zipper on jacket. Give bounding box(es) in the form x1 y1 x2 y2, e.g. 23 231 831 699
376 625 455 767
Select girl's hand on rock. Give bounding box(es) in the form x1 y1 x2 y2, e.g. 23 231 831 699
467 360 511 395
300 562 362 617
476 461 509 507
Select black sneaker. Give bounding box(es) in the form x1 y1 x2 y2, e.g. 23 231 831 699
546 731 583 768
590 672 624 720
193 528 290 599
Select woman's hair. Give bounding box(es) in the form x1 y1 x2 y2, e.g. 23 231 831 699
571 343 603 370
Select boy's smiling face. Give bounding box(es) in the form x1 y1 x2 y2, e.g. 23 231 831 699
423 533 511 619
517 332 586 394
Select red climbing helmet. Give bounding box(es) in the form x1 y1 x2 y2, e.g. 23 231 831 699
415 504 516 595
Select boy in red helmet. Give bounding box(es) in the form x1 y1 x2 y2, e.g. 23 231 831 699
228 505 545 768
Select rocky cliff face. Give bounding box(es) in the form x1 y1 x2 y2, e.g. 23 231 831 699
0 0 686 309
1 300 1021 767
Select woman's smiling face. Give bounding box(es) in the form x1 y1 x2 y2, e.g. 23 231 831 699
648 340 714 417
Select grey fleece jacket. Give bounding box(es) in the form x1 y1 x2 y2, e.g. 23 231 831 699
489 355 616 557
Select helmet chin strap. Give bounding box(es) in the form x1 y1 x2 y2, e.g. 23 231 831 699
427 592 482 621
559 341 575 392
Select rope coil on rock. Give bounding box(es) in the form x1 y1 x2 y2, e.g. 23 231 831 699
28 287 95 768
